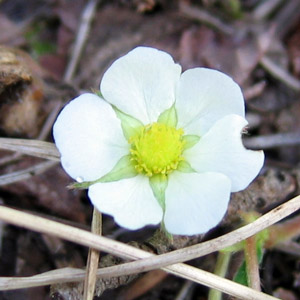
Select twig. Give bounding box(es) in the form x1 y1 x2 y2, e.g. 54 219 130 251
0 160 58 186
244 237 261 291
243 132 300 149
179 2 234 36
260 56 300 92
64 0 99 83
1 195 299 298
0 139 60 161
83 208 102 300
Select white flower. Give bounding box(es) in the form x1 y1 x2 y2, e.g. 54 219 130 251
53 47 264 236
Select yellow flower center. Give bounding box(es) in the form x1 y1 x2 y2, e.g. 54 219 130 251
130 123 185 176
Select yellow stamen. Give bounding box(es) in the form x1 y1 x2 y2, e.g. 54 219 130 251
130 123 185 176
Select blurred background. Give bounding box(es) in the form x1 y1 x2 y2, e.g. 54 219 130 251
0 0 300 299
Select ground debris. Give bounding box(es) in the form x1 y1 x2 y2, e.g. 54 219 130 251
1 0 300 299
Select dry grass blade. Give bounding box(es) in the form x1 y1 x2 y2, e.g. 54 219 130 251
92 195 300 279
0 160 58 186
83 208 102 300
64 0 100 82
0 152 23 167
0 138 60 161
179 2 234 36
0 265 278 300
244 133 300 149
1 196 299 298
0 268 85 290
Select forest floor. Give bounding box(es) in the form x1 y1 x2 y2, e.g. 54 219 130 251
1 0 300 299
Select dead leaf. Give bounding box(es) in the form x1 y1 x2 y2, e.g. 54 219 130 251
0 46 45 137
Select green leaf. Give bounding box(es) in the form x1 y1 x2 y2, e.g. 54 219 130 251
25 23 56 58
234 260 248 286
149 174 168 211
113 107 144 141
99 155 138 183
177 160 195 173
157 104 177 128
69 181 94 189
182 135 200 150
71 155 138 189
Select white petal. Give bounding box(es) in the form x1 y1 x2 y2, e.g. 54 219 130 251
184 114 264 192
53 93 129 182
100 47 181 124
176 68 245 136
88 176 163 230
164 172 231 235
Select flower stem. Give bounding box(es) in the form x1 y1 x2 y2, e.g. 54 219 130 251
83 208 102 300
208 251 231 300
244 236 261 291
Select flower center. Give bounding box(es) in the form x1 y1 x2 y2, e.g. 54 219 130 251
130 122 185 176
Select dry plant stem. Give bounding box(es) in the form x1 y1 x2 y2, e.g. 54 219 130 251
64 0 99 82
1 196 299 287
208 251 231 300
0 138 60 161
244 236 261 291
0 152 23 167
243 133 300 150
0 160 58 186
260 56 300 91
83 208 102 300
179 2 234 36
1 197 299 299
